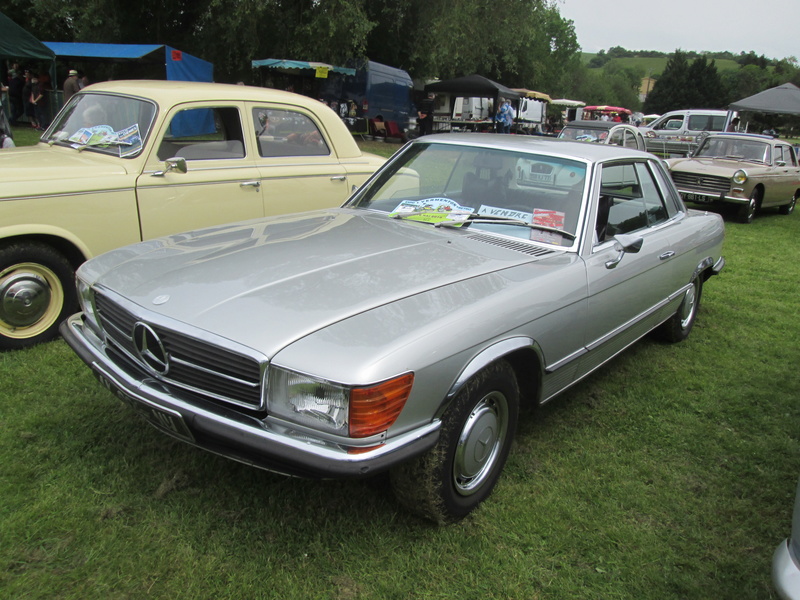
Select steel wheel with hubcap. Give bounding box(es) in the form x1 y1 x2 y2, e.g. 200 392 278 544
658 275 703 343
779 194 796 216
737 188 761 224
391 359 519 524
0 243 77 350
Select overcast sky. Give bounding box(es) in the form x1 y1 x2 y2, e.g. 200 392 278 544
556 0 798 61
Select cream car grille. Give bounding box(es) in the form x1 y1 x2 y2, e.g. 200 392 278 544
94 293 263 409
670 172 731 196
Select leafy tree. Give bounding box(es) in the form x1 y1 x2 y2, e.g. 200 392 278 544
685 56 726 108
587 49 609 68
643 50 690 113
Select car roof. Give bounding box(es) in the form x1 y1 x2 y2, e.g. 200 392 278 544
707 132 779 142
562 120 634 131
416 133 652 161
79 79 328 112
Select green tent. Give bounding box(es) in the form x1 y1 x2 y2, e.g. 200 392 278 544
0 11 57 122
0 12 55 63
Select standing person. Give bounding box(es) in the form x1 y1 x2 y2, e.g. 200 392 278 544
0 78 7 120
63 69 81 104
417 92 435 136
22 70 38 129
8 68 24 125
496 97 512 133
506 99 516 133
30 75 50 130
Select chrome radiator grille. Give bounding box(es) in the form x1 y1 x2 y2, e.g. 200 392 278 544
670 172 731 196
94 292 263 409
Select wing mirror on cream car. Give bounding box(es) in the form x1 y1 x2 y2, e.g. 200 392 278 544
152 156 188 177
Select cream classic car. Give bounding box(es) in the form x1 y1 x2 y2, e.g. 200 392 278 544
666 133 799 223
0 80 385 350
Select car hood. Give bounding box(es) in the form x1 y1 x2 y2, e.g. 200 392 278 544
667 157 749 174
0 144 131 194
85 209 562 357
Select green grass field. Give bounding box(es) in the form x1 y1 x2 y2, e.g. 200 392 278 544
1 132 798 599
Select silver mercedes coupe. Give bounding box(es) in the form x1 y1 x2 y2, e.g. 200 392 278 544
62 134 725 523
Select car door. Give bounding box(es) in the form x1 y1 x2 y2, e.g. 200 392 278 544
769 144 800 206
136 103 264 240
248 104 350 216
581 160 680 372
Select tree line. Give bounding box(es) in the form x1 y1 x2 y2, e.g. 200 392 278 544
4 0 799 119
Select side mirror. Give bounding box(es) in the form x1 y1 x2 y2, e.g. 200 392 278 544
605 234 643 269
152 156 188 177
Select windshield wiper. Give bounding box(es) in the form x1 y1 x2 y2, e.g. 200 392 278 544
76 139 133 152
434 213 577 240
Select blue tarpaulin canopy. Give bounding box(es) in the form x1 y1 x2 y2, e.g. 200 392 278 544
43 42 213 82
252 58 355 77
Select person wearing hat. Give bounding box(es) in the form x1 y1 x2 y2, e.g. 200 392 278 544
63 69 81 104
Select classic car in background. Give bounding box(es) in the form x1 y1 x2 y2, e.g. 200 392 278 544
0 80 385 350
62 134 725 523
666 133 799 223
773 476 800 599
558 120 646 151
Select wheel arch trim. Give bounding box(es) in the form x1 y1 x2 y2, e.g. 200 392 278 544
441 337 543 414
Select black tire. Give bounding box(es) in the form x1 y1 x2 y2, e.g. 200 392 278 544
737 188 761 224
779 194 797 216
390 360 519 524
0 242 77 351
658 275 703 343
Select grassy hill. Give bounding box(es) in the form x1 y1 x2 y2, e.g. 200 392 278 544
581 53 742 77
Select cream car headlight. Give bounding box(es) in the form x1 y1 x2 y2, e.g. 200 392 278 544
267 367 414 438
76 276 102 335
733 169 748 185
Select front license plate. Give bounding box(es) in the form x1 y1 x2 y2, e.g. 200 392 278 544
94 372 195 443
683 193 713 203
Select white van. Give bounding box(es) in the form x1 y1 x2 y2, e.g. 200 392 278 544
640 109 730 155
640 109 729 139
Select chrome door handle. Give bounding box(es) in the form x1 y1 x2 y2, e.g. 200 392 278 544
330 176 347 182
240 180 261 189
659 251 675 260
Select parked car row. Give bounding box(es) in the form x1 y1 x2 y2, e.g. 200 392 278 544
2 82 796 600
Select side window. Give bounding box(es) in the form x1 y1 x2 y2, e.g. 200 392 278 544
253 108 330 157
775 145 795 166
663 118 683 131
158 106 245 160
651 161 683 216
608 129 625 147
596 162 671 243
623 130 639 149
787 146 798 167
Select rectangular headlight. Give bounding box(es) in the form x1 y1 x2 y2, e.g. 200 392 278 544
268 367 349 435
76 276 102 335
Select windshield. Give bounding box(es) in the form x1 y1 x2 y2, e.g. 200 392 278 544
695 137 770 163
43 92 157 158
350 142 587 247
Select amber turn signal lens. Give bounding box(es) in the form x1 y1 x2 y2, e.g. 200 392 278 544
349 373 414 438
